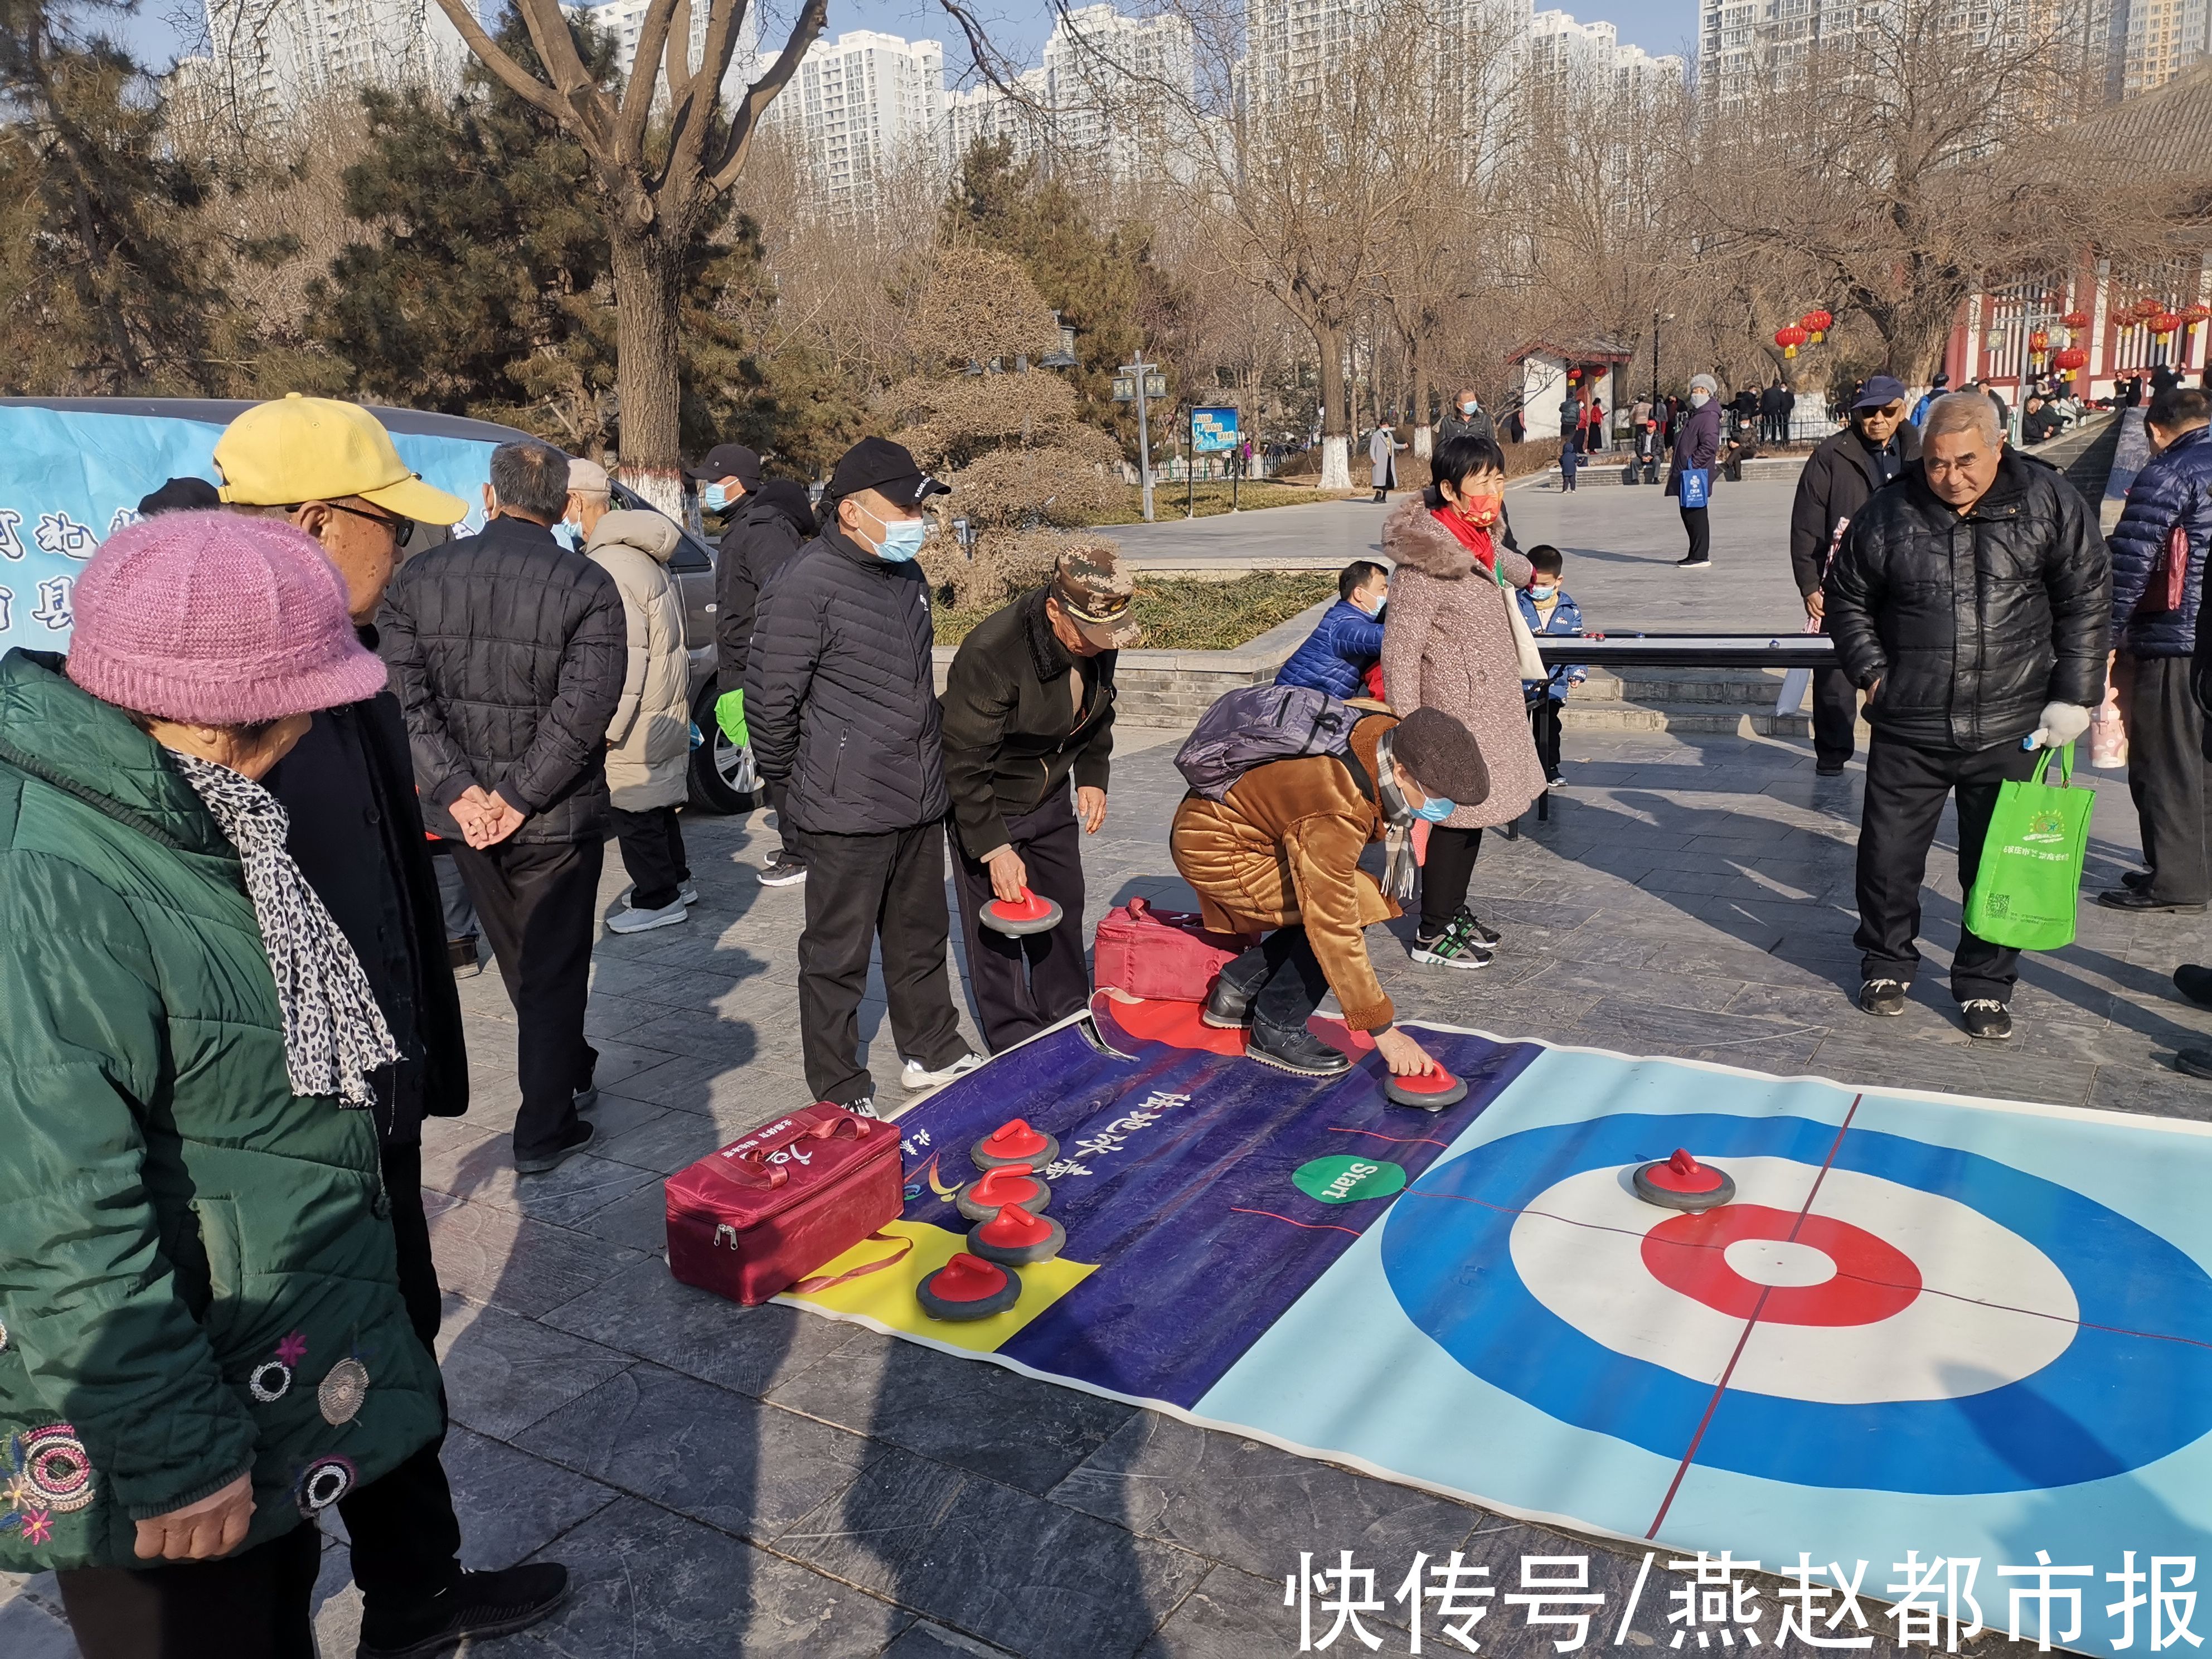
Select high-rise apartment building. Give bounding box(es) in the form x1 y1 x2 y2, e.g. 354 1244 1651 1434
944 70 1051 171
573 0 759 105
1529 9 1685 106
755 30 947 216
188 0 467 126
2111 0 2212 95
1040 4 1197 181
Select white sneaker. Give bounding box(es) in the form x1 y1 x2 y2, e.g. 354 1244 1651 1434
607 899 690 934
902 1052 983 1092
678 880 700 905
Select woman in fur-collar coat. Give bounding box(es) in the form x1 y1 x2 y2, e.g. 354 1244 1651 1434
1380 433 1547 969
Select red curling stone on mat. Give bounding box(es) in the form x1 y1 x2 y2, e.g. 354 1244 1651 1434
1385 1068 1468 1111
968 1202 1068 1267
972 1118 1060 1172
916 1252 1023 1321
1633 1148 1737 1212
955 1163 1052 1224
981 887 1063 937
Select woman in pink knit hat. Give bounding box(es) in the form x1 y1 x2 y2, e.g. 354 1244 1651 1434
0 512 448 1657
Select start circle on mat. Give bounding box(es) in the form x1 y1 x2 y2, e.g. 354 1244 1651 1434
1379 1111 2212 1494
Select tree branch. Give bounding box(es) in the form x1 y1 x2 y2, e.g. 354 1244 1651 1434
706 0 826 193
425 0 575 129
613 0 683 157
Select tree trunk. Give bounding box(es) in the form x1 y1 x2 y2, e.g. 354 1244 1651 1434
1316 319 1351 491
609 223 686 515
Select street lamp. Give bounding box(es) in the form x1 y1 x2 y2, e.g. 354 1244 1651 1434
1112 351 1169 522
1041 311 1079 372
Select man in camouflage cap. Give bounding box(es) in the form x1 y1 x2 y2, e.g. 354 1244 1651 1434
940 544 1142 1049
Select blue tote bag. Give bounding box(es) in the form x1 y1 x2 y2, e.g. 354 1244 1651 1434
1679 467 1711 509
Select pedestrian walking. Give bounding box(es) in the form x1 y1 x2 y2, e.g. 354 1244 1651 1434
2103 387 2212 914
381 440 627 1174
1381 432 1547 970
1369 420 1402 502
748 438 983 1114
942 545 1140 1052
1667 373 1723 568
0 514 450 1656
1437 389 1495 447
1788 375 1920 774
1825 392 2109 1041
588 510 697 934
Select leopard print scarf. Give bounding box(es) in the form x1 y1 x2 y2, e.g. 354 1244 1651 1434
171 751 399 1108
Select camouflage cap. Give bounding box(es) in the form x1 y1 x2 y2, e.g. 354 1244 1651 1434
1050 544 1142 649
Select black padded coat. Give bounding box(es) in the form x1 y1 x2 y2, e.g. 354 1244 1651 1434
715 481 816 695
1823 449 2110 753
746 526 947 835
380 515 627 843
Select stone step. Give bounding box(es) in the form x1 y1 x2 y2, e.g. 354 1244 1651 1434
1559 697 1871 738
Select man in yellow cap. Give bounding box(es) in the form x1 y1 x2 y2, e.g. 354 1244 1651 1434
216 396 575 1656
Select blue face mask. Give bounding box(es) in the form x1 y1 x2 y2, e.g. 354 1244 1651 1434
868 512 928 562
1414 794 1457 823
1529 584 1557 601
552 522 581 552
702 482 734 513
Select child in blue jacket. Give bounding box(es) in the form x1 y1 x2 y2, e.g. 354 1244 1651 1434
1517 545 1587 785
1277 560 1389 700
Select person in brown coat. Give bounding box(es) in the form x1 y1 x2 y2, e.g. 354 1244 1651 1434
1171 706 1487 1077
1381 433 1547 968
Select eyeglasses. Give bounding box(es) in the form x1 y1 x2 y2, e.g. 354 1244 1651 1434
325 502 415 544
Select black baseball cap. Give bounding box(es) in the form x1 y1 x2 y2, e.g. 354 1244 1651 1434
827 437 950 508
1852 375 1909 411
685 443 761 488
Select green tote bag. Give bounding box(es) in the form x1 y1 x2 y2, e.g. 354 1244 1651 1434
1963 743 2095 951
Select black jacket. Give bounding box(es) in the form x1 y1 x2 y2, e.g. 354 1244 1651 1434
746 526 945 835
263 649 468 1147
380 515 627 843
716 482 816 696
1789 422 1921 598
940 587 1117 860
1825 449 2110 752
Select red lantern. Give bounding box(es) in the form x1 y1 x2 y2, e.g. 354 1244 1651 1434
1801 308 1833 344
1774 324 1808 360
2153 312 2182 338
2061 309 2090 331
2181 304 2210 326
2054 346 2089 373
2137 299 2171 324
2027 329 2050 355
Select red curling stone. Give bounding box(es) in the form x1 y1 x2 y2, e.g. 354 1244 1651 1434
1633 1148 1737 1212
955 1163 1052 1224
968 1202 1068 1267
981 886 1064 937
916 1252 1022 1321
1385 1068 1468 1111
972 1117 1060 1172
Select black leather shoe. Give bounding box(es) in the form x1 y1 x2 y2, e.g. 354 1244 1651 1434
357 1563 571 1658
1202 970 1259 1030
2123 870 2152 890
2175 965 2212 1009
1246 1020 1352 1076
2098 887 2208 913
515 1120 594 1175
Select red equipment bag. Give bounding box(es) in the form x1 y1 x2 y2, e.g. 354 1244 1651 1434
665 1102 903 1306
1091 895 1255 1003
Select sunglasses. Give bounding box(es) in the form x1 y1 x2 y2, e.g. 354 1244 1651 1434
327 501 415 544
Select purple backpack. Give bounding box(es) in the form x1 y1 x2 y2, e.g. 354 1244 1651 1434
1175 685 1367 802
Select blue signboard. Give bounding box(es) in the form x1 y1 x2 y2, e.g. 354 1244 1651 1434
1191 406 1241 452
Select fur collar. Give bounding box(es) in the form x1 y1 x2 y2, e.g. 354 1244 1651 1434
1382 495 1476 581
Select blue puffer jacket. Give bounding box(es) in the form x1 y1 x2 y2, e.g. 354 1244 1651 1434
2111 425 2212 658
1277 599 1386 700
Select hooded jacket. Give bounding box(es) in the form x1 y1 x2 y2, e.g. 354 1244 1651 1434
2111 424 2212 660
1788 421 1922 599
0 651 442 1572
1825 448 2110 751
587 510 692 811
715 481 817 696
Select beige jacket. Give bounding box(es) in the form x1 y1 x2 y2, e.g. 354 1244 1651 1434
586 510 691 811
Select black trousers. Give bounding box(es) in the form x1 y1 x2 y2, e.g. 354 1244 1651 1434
1222 926 1331 1035
430 842 478 943
59 1519 323 1659
1855 734 2044 1002
1528 697 1564 776
1680 505 1711 564
1419 824 1485 933
450 837 601 1158
796 820 967 1105
764 778 804 863
610 803 690 910
1559 449 1579 489
1813 667 1861 770
2127 655 2211 904
950 787 1091 1053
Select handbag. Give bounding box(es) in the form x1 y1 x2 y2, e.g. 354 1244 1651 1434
2139 522 2190 615
1497 560 1546 681
1092 895 1256 1002
1962 743 2095 952
1680 467 1711 509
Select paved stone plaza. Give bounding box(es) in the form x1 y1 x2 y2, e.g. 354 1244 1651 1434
7 709 2206 1657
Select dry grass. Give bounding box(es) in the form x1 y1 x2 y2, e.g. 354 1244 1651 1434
934 571 1335 651
1086 481 1351 525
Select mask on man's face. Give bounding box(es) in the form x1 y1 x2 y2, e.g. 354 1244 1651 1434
553 521 581 552
1459 401 1477 416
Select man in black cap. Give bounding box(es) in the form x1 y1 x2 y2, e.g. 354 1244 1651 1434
748 438 983 1114
1789 374 1919 775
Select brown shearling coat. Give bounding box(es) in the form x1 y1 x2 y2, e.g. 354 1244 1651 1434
1380 497 1546 830
1169 714 1400 1031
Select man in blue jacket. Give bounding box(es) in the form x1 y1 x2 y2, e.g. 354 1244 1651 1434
2107 386 2212 914
1277 560 1389 698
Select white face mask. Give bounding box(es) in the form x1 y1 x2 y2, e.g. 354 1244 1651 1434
1690 391 1711 409
1459 401 1477 415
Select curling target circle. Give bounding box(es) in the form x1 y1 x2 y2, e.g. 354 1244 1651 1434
1379 1110 2212 1495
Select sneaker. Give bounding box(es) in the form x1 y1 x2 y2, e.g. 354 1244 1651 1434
1858 977 1907 1017
573 1085 598 1114
515 1120 594 1176
677 879 700 905
903 1052 984 1092
607 898 690 934
759 851 808 887
1815 762 1848 777
1543 769 1564 788
1961 998 2013 1041
1246 1018 1352 1076
1449 906 1503 948
1675 557 1713 569
356 1563 571 1658
446 938 482 978
1411 913 1495 970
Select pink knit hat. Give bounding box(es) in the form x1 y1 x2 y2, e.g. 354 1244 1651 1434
66 510 388 725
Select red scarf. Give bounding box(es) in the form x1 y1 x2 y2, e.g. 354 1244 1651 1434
1429 507 1498 575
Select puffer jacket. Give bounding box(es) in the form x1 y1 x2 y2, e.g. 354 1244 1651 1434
715 481 816 696
1825 449 2111 752
1788 423 1921 599
0 651 442 1572
746 526 945 836
1170 712 1400 1031
587 511 692 812
1665 397 1721 494
380 515 627 842
2111 425 2212 659
1277 599 1386 700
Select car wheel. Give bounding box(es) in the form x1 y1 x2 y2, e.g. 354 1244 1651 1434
688 683 763 814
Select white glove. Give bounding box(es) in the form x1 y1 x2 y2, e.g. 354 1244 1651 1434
2027 701 2093 749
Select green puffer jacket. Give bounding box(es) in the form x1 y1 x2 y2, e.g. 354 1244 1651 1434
0 650 441 1571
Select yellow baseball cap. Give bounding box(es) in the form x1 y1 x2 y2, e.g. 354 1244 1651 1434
214 394 468 525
